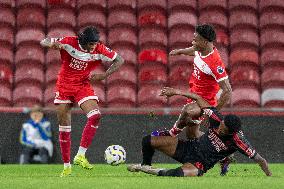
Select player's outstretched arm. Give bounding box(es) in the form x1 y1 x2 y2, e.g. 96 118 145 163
90 54 124 81
253 153 272 176
169 46 196 56
40 37 64 50
160 87 210 109
216 79 232 110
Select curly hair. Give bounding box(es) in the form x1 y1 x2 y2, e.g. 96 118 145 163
224 114 242 133
78 26 100 46
195 24 216 42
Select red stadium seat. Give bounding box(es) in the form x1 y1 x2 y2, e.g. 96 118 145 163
15 28 45 47
0 65 13 88
260 10 284 30
138 10 166 28
139 28 167 51
15 65 44 87
15 46 44 68
261 47 284 67
259 0 284 12
168 11 197 30
138 49 167 65
138 84 167 108
17 8 45 30
168 0 197 12
47 8 76 29
113 46 137 66
47 0 76 10
229 10 258 30
44 83 55 107
138 64 167 85
168 64 192 86
107 64 137 87
47 28 75 38
0 8 15 28
228 0 258 11
260 28 284 49
215 30 229 47
108 27 137 49
0 47 13 67
107 84 136 107
0 85 12 106
46 49 61 65
199 10 228 30
108 10 137 29
108 0 136 11
199 0 227 11
77 0 107 12
232 87 260 108
17 0 46 9
261 88 284 108
0 0 14 8
261 67 284 90
168 55 193 67
230 48 259 68
13 84 43 107
45 63 61 86
168 84 188 107
77 9 106 30
0 26 14 49
169 27 194 49
216 45 229 67
230 29 259 50
137 0 167 13
230 66 260 89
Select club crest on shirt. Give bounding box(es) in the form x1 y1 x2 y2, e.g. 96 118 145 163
105 47 112 52
217 66 224 74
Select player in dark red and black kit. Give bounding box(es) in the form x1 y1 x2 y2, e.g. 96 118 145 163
40 26 124 177
128 88 272 177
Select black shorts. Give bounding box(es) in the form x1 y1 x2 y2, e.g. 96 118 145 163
172 139 205 176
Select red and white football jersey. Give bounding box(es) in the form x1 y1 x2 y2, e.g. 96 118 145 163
189 47 228 106
54 36 117 88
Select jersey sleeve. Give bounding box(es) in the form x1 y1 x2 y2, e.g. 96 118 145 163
202 107 224 129
96 43 117 62
210 58 228 82
233 131 257 159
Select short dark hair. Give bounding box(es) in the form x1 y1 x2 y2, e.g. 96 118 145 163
224 114 242 133
195 24 216 42
78 26 100 46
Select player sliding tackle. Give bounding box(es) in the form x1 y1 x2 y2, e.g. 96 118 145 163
128 87 272 177
40 26 124 177
158 24 233 175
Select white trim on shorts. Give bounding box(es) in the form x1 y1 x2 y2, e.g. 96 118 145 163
78 96 99 107
54 99 73 104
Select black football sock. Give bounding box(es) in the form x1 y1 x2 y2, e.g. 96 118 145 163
141 135 155 166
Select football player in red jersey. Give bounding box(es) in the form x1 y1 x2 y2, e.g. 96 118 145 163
40 26 124 177
155 24 233 175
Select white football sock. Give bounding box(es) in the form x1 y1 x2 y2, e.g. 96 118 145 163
77 146 87 156
64 163 71 168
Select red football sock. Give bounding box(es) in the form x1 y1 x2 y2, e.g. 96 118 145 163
169 123 183 137
59 125 71 163
80 109 101 148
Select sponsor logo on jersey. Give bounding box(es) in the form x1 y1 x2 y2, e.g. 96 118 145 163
70 58 88 70
217 66 224 74
208 129 228 152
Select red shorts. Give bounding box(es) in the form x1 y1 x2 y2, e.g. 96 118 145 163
54 84 99 106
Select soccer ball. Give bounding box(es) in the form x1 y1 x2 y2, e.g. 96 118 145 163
104 145 126 166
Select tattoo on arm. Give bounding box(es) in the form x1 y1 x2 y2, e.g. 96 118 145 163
105 54 124 77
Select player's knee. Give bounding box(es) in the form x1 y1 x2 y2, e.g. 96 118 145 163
86 109 101 124
158 167 184 177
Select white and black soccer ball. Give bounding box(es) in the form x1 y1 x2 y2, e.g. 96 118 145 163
104 145 126 166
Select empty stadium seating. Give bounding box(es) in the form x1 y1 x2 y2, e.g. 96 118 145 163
1 0 283 109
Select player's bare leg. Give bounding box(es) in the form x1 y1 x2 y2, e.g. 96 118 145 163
170 102 204 139
127 135 178 172
74 99 101 170
57 103 72 177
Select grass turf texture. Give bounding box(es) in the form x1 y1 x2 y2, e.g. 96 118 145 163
0 164 283 189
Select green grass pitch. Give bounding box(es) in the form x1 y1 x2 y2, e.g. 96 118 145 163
0 164 283 189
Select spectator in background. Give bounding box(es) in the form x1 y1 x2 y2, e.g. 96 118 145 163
19 105 53 164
